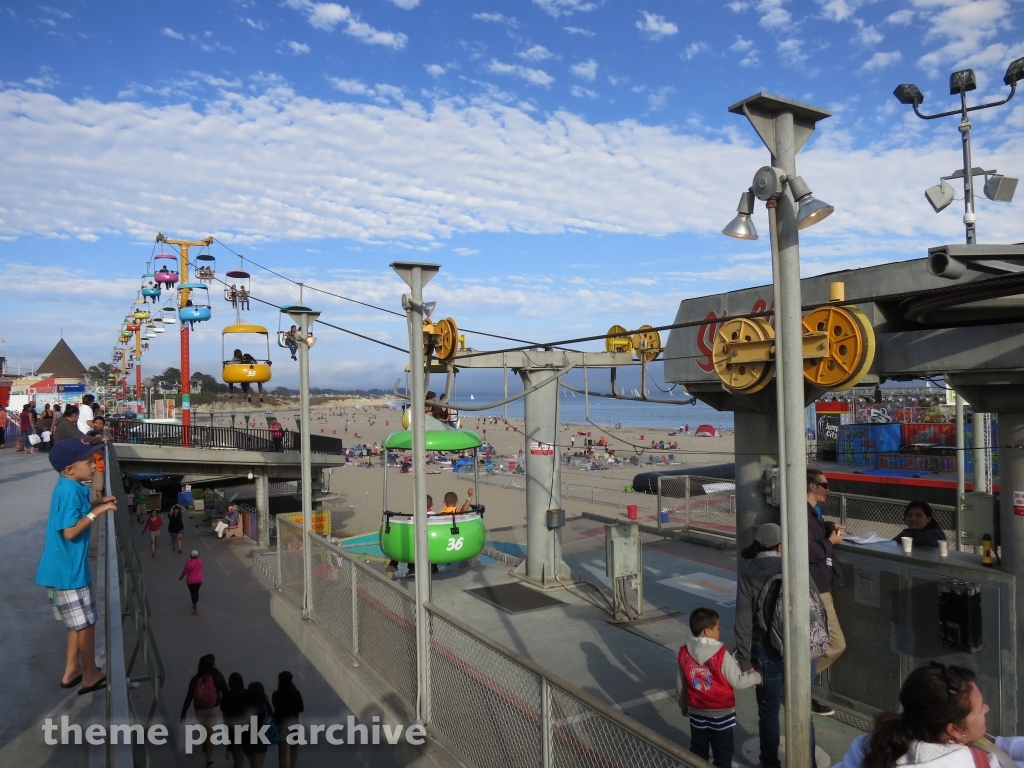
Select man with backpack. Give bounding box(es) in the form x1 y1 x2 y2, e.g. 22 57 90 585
734 523 828 768
807 468 847 715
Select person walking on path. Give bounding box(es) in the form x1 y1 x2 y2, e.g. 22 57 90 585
221 672 249 768
34 439 117 694
0 407 7 449
168 504 186 553
77 394 95 434
272 671 304 768
179 551 204 615
269 418 285 452
142 509 162 556
807 468 846 715
180 654 228 768
20 404 38 453
242 681 275 768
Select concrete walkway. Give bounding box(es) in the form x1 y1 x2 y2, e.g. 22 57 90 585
0 449 100 768
129 503 403 767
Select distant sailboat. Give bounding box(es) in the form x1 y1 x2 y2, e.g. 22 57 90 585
470 394 474 400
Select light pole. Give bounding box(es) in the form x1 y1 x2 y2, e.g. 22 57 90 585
391 261 440 725
894 60 1024 498
286 304 320 620
229 411 237 430
243 410 251 431
723 93 834 768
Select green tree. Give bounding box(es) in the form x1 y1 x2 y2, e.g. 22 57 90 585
87 362 113 384
191 371 227 394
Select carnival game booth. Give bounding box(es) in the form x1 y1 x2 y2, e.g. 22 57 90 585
379 430 486 568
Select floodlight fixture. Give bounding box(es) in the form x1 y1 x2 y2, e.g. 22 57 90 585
788 176 835 229
423 301 437 317
983 174 1018 202
306 334 317 348
925 181 956 213
949 69 977 95
894 83 924 106
1005 57 1024 86
721 189 759 240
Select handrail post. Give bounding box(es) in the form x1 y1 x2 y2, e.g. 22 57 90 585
656 476 663 534
685 478 691 531
351 562 359 655
840 494 847 527
541 676 553 768
104 446 134 768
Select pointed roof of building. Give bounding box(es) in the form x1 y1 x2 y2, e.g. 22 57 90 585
36 339 87 379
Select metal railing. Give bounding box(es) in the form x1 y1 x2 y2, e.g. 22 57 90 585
275 516 706 768
655 475 956 542
475 472 658 515
109 421 346 455
105 448 185 767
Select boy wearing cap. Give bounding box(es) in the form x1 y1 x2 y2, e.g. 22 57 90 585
35 439 117 694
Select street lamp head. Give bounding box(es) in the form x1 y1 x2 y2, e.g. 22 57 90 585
721 189 759 240
1005 57 1024 86
893 84 924 106
925 180 955 213
949 69 977 95
305 334 317 348
788 176 835 229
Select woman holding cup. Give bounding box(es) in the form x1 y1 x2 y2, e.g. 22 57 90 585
893 501 947 552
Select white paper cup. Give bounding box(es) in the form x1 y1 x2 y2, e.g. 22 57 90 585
938 540 948 557
901 536 913 554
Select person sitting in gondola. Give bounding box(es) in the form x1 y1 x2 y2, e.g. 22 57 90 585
285 325 298 360
228 284 238 308
147 280 160 303
387 496 436 576
237 285 250 310
184 299 197 329
158 266 170 275
441 489 473 515
226 349 266 403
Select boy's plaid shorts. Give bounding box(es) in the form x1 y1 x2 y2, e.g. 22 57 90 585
47 586 97 630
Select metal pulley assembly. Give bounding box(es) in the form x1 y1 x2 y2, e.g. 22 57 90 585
606 324 632 354
712 317 776 393
423 317 461 360
801 304 875 389
631 325 662 362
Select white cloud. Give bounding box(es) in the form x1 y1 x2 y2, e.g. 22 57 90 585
860 50 901 72
726 1 749 10
739 51 760 67
730 36 754 53
647 86 673 111
452 247 479 256
328 77 369 94
534 0 596 18
683 42 710 60
570 59 598 81
855 24 883 46
817 0 854 22
915 0 1015 77
284 0 407 49
23 68 60 90
472 12 518 26
242 18 267 30
757 0 791 29
778 38 808 68
487 60 555 87
564 26 595 36
570 85 598 98
517 45 555 62
387 0 420 8
284 41 311 54
162 27 184 40
425 64 445 76
886 9 913 25
636 11 678 40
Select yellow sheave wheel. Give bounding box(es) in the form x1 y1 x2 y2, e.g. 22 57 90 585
713 317 775 393
606 325 631 354
631 325 662 362
435 317 458 360
801 305 873 389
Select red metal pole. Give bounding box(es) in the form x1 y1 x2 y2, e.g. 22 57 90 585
136 363 142 413
181 323 191 446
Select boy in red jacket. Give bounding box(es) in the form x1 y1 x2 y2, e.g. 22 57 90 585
677 607 762 768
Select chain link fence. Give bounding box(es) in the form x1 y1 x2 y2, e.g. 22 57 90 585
276 516 707 768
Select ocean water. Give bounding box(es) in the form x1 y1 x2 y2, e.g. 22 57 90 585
456 390 735 432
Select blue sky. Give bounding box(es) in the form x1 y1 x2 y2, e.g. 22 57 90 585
2 0 1023 390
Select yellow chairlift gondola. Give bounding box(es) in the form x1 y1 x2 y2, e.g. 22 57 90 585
222 324 272 403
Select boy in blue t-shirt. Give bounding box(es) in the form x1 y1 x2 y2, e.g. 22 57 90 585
35 439 118 694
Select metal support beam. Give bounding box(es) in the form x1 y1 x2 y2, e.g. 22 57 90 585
734 412 781 558
392 261 440 725
998 412 1024 727
255 472 270 549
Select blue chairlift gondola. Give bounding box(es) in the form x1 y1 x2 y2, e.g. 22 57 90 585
178 283 212 326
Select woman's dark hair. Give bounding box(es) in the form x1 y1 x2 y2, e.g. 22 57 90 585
904 500 939 526
228 672 245 691
863 663 976 768
197 654 216 676
277 671 295 689
741 540 773 560
247 681 268 707
64 405 79 418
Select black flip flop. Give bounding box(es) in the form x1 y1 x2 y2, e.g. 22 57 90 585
78 677 107 695
60 674 83 689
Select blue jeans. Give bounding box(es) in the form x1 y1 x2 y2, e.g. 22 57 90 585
751 644 816 768
690 722 734 768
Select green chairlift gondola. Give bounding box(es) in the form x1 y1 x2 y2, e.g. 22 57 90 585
379 430 486 566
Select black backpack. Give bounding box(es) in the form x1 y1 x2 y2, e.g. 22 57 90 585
755 572 830 660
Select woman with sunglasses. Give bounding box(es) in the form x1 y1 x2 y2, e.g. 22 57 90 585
838 663 1024 768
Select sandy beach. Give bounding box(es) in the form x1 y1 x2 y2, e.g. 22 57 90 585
203 396 736 539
